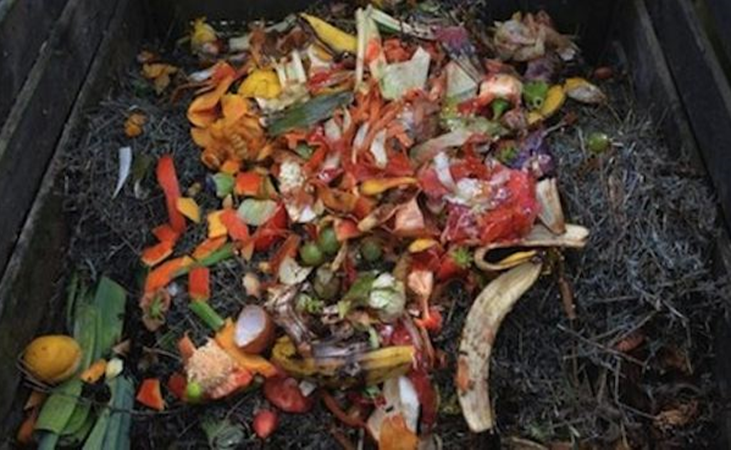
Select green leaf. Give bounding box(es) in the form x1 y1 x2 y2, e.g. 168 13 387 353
35 379 84 434
189 300 225 332
74 303 99 369
342 272 377 304
156 328 182 354
102 376 134 450
82 405 110 450
61 403 92 436
131 153 154 184
58 414 95 447
37 431 60 450
294 143 314 159
93 277 126 357
200 418 245 450
268 91 353 136
82 376 134 450
212 173 235 198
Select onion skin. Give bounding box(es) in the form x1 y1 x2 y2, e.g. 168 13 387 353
234 305 275 354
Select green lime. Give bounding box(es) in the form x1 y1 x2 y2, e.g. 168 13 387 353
360 237 383 263
317 227 340 255
587 132 610 154
186 380 204 403
300 242 324 266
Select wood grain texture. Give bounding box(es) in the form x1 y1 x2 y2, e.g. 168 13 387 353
618 0 700 161
0 0 120 279
0 0 69 126
0 0 141 431
645 0 731 229
699 0 731 70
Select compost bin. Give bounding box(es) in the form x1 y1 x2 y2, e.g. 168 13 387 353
2 0 731 448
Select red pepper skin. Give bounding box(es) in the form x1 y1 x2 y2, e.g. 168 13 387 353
152 223 180 243
321 391 366 428
254 205 288 251
435 247 472 281
220 209 250 242
167 373 187 400
263 377 312 413
156 156 187 233
136 378 165 411
188 266 210 301
408 370 437 431
415 308 443 333
253 409 278 439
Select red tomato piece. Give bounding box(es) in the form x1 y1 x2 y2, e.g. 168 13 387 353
263 377 312 413
253 409 279 439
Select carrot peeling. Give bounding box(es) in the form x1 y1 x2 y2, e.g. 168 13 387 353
193 236 228 261
188 266 210 301
156 155 187 233
141 240 175 267
145 256 194 293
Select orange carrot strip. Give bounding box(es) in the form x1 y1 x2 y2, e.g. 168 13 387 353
80 359 107 384
188 266 210 301
193 236 228 261
187 76 234 127
145 256 194 293
220 209 250 241
152 223 180 243
141 240 175 267
234 171 263 196
220 159 241 175
156 156 187 233
16 408 38 445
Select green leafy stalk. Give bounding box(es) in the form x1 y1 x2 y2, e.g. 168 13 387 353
199 243 236 267
189 300 225 331
268 92 353 136
35 379 84 434
93 277 126 357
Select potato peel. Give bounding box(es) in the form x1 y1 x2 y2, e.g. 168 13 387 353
457 261 543 432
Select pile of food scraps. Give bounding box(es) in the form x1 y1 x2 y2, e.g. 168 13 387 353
15 2 729 449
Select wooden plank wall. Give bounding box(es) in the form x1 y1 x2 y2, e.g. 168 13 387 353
0 0 143 433
0 0 121 279
698 0 731 70
644 0 731 229
0 0 69 126
618 0 700 160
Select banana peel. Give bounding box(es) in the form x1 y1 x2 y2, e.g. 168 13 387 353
539 84 566 119
271 336 414 387
564 77 606 104
474 223 588 272
456 261 543 432
301 13 357 54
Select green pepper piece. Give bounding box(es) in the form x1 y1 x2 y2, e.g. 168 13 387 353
522 81 549 110
491 98 510 120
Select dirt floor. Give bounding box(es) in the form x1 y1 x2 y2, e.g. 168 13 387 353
53 7 730 450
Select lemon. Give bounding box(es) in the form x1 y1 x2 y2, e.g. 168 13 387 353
22 335 82 384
